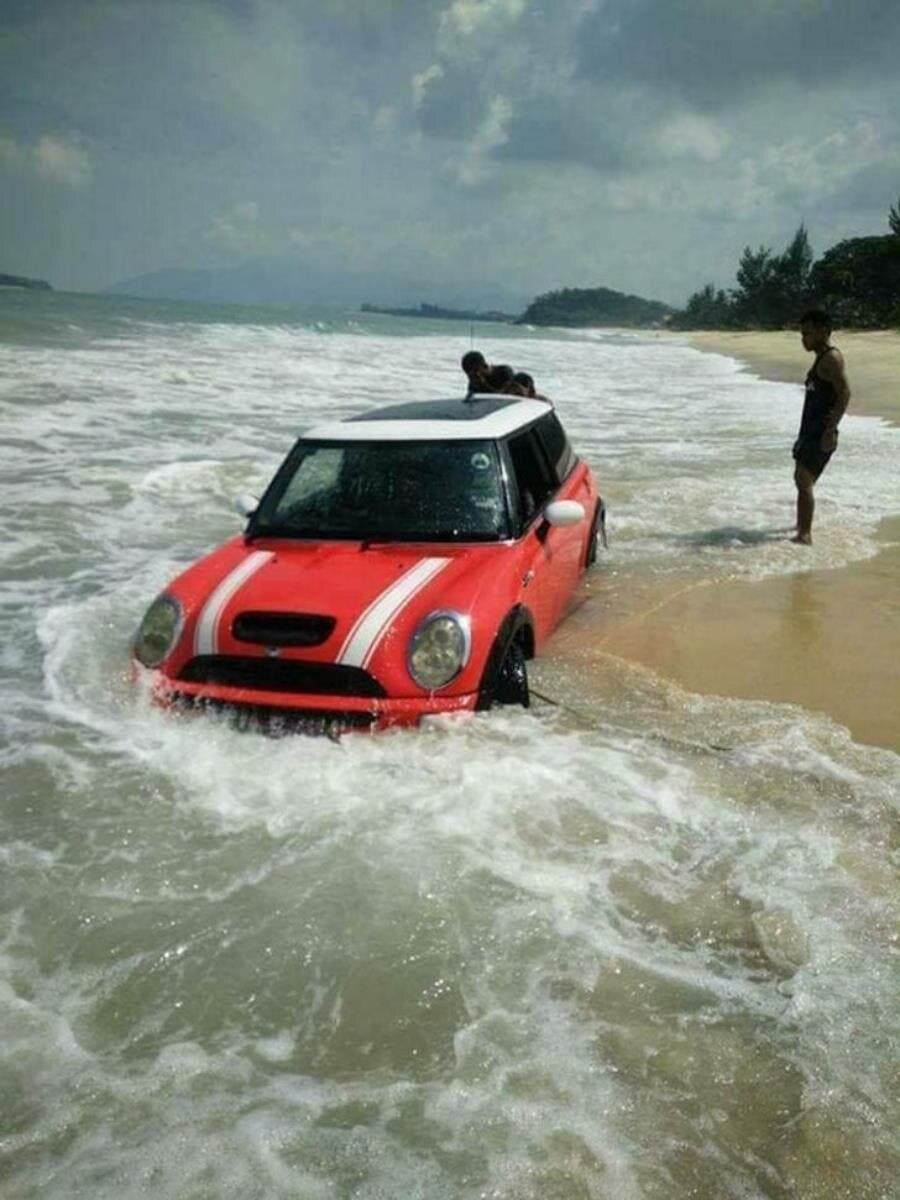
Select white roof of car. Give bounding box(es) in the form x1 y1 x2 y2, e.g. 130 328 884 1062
304 396 553 441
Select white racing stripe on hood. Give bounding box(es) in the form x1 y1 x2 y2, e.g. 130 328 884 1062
338 557 450 669
194 551 274 656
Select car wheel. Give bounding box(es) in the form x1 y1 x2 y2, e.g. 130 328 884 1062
585 500 607 567
493 638 530 708
584 505 599 567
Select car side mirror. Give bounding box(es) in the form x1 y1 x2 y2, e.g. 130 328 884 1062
234 494 258 519
544 499 585 527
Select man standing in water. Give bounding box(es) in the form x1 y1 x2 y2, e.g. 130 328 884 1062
792 309 850 544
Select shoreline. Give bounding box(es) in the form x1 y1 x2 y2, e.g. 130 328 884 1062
684 328 900 427
558 329 900 752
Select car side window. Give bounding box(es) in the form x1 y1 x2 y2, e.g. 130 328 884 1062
534 411 575 481
507 430 556 527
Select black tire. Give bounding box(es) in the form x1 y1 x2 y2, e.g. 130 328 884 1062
585 504 600 568
492 638 530 708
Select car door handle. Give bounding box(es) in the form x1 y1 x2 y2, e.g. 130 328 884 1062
522 569 534 587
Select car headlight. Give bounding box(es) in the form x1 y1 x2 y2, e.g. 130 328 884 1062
133 595 183 667
408 611 470 690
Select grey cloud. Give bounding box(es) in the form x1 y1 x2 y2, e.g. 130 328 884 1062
409 20 647 171
210 0 258 23
298 0 442 53
0 4 256 155
414 65 487 140
413 65 653 173
494 94 630 171
824 160 900 214
576 0 900 108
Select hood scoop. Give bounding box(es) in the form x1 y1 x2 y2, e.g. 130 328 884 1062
232 611 336 648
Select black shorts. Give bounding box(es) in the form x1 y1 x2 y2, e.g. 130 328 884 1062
793 438 833 480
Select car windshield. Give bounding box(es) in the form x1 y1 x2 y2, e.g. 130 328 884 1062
250 439 511 542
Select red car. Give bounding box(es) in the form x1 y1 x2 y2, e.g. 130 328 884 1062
133 396 603 731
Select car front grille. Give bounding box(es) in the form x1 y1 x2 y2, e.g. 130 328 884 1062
177 655 387 698
231 611 336 647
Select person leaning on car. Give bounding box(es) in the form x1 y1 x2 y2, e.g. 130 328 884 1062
461 352 550 403
461 351 515 397
511 371 553 406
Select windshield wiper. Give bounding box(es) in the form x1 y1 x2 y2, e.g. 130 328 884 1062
247 525 322 540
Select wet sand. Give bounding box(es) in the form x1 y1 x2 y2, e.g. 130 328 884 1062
558 330 900 752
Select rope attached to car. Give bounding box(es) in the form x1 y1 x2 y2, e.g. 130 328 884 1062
529 686 732 756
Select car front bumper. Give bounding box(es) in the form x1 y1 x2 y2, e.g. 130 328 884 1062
147 674 479 731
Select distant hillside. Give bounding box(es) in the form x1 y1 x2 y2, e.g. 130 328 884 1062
361 302 515 323
517 286 674 328
0 273 52 291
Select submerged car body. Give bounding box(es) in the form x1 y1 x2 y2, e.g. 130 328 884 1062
133 395 602 730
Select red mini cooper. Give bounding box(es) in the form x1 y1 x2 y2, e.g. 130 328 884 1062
133 396 603 730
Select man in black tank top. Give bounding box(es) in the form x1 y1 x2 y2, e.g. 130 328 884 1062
792 309 850 545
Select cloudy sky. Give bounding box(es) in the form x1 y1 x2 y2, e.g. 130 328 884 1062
2 0 899 306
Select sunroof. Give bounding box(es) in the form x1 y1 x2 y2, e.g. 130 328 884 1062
348 397 519 423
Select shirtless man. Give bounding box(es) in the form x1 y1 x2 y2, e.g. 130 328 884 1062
792 309 850 545
461 350 492 395
461 351 514 397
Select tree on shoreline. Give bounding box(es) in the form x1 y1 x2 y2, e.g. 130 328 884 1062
674 225 812 330
732 245 776 326
675 199 900 329
809 236 900 328
677 282 735 328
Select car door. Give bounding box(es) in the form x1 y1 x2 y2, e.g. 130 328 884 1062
504 426 577 643
533 410 595 594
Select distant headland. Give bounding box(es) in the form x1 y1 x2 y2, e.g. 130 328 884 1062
361 286 674 330
0 273 53 291
516 286 673 328
361 301 516 323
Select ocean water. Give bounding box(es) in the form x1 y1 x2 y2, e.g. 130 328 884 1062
1 289 898 1199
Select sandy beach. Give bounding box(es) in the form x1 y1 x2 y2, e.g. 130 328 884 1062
556 329 900 752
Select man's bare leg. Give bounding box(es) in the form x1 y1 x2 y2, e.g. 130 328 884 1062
792 462 815 544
